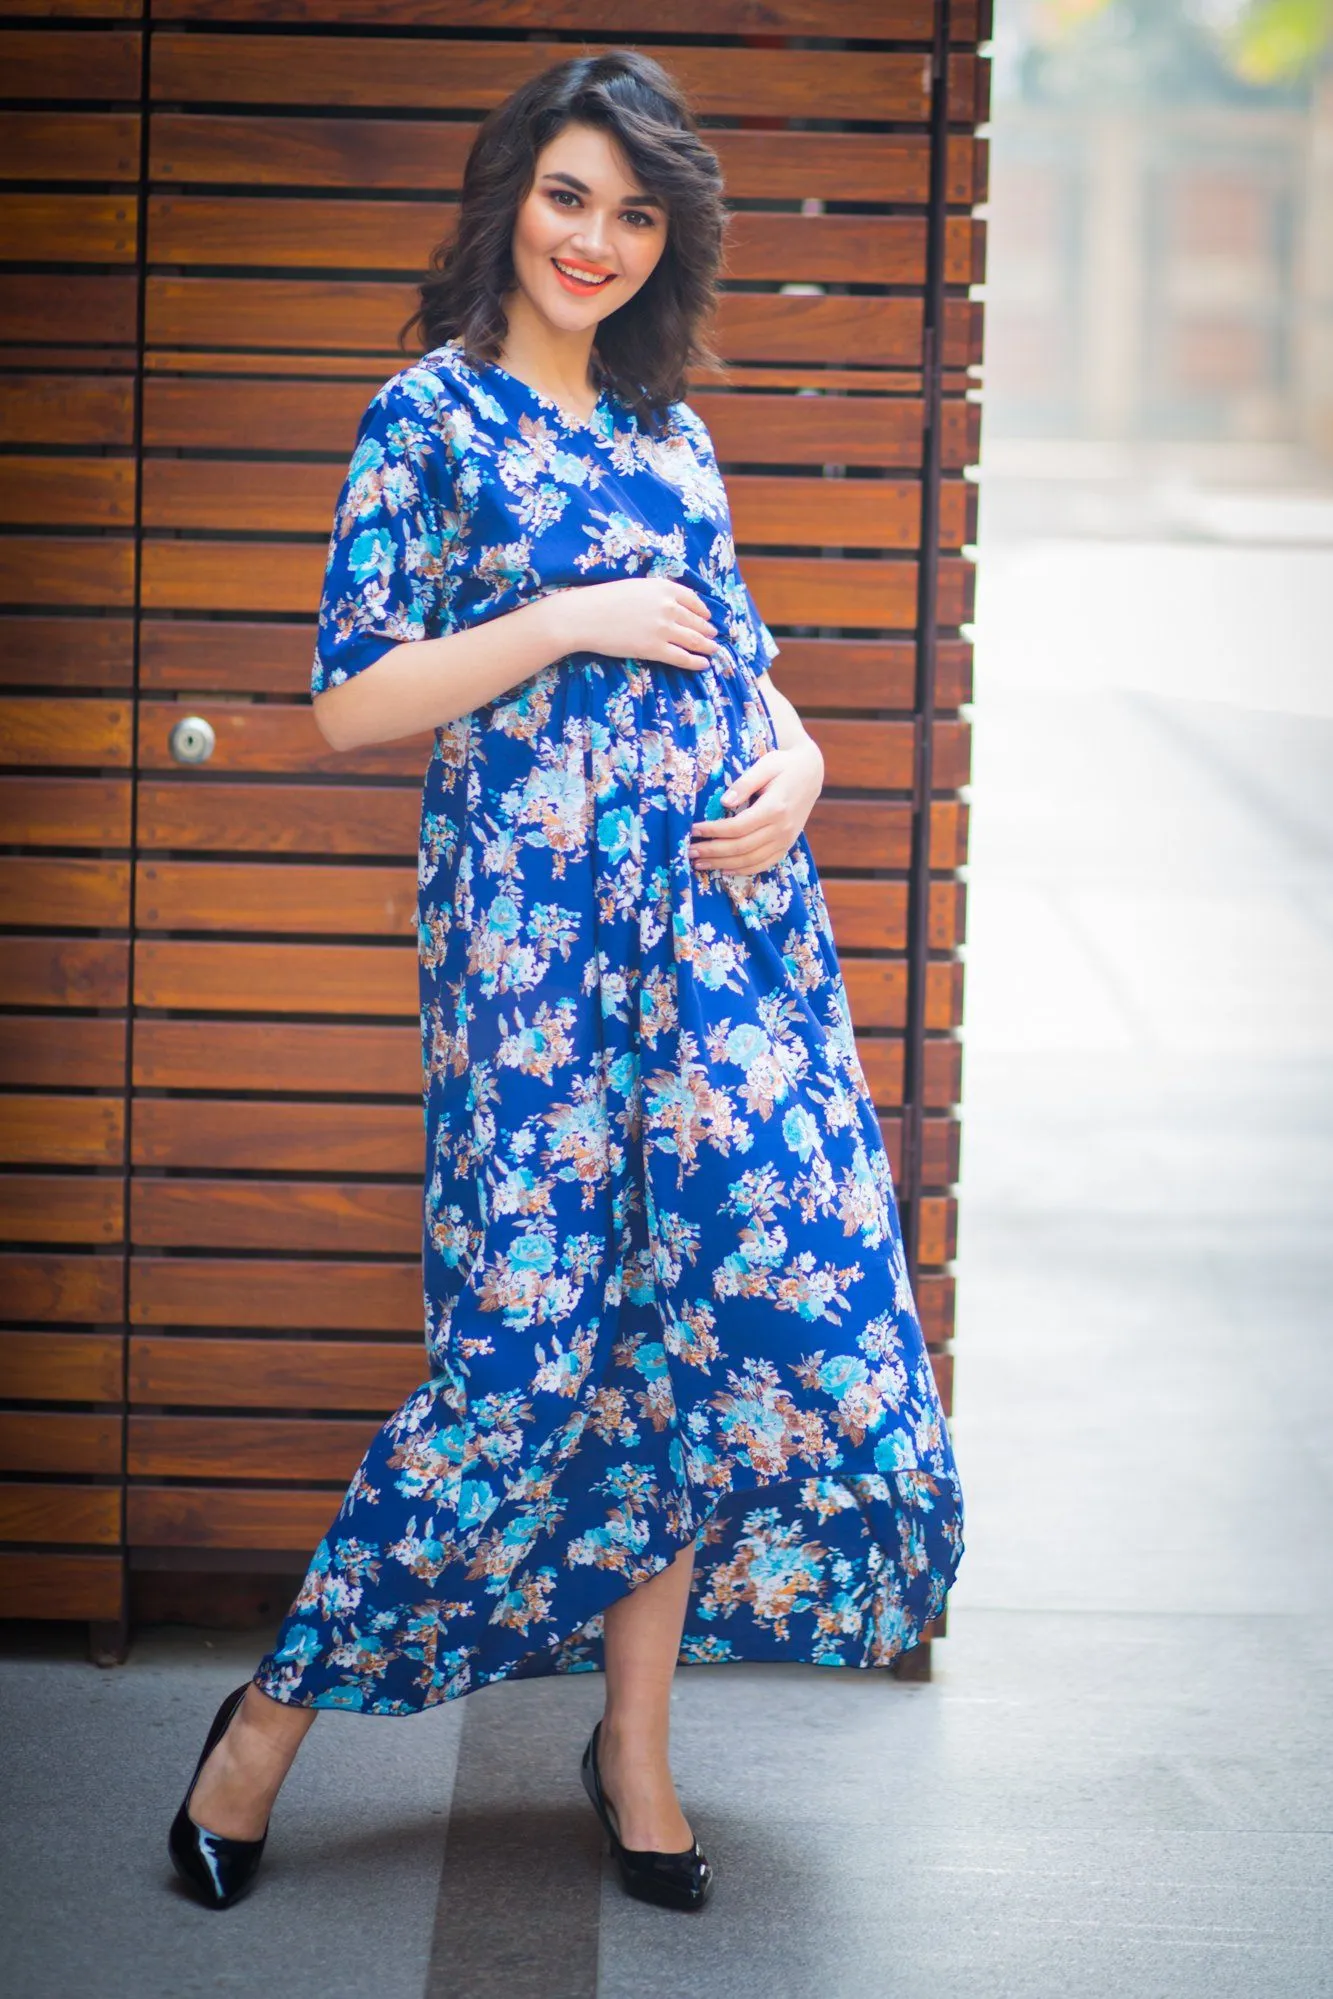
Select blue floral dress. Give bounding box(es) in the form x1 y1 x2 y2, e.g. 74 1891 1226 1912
253 337 964 1714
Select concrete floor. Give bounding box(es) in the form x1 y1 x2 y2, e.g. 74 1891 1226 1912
2 525 1331 1996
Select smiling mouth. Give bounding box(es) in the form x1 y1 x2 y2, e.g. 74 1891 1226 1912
551 258 615 290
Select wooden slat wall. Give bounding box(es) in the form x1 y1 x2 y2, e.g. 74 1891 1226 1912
2 1 987 1671
0 7 142 1643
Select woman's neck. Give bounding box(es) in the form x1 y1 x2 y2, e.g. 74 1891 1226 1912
498 293 600 415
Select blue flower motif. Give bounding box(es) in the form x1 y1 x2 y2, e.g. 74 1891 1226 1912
725 1022 767 1067
348 526 395 583
458 1480 497 1531
782 1105 819 1161
486 894 520 939
510 1234 554 1274
819 1354 869 1397
597 807 636 866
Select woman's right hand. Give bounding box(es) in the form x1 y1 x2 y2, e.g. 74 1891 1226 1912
547 577 720 670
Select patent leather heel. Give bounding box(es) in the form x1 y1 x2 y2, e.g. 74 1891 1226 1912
581 1720 714 1912
168 1683 269 1910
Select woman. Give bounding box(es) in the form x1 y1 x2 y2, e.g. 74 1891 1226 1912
168 48 964 1917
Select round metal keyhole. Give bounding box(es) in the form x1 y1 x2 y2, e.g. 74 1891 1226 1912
168 715 216 765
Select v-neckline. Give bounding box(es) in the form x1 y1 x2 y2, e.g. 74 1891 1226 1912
452 339 611 436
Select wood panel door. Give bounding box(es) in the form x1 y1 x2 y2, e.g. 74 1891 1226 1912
0 13 142 1647
3 0 988 1673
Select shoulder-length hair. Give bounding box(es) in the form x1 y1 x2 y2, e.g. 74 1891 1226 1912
398 48 730 436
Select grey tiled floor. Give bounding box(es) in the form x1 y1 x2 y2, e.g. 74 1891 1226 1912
2 537 1330 1996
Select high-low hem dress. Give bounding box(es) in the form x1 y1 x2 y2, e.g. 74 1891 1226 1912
252 338 964 1716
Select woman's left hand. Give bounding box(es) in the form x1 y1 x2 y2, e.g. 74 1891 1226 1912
689 735 825 876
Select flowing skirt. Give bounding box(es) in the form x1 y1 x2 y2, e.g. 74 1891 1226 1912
253 650 964 1713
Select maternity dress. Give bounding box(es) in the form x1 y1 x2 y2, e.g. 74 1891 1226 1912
252 337 965 1714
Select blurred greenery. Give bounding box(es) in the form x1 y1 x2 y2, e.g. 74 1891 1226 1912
1021 0 1332 100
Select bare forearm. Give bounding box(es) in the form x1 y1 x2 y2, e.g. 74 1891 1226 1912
312 593 577 752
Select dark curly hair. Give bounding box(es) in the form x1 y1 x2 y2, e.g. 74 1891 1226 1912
398 48 730 436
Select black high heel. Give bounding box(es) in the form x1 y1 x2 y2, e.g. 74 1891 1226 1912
581 1719 714 1912
168 1683 269 1910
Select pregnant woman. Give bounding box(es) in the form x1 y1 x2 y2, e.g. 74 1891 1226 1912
168 46 963 1915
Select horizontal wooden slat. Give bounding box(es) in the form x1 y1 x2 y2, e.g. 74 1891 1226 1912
0 192 138 264
129 936 954 1030
0 1252 124 1325
133 939 414 1015
0 615 135 688
129 1413 372 1483
809 798 968 872
0 938 129 1008
0 777 132 847
842 959 963 1032
0 455 137 530
132 1178 417 1254
139 618 314 694
805 718 970 792
0 1017 126 1089
917 1195 958 1268
820 880 965 953
0 377 135 448
0 1550 124 1620
0 30 142 101
0 1329 123 1402
915 1271 954 1346
130 1333 424 1412
148 2 982 41
0 274 138 348
149 116 982 206
130 1256 419 1332
135 704 969 788
0 1172 122 1241
0 538 135 611
0 698 133 767
141 379 981 473
142 277 976 371
144 194 979 288
122 1175 959 1271
137 537 969 629
771 639 971 719
880 1113 960 1191
128 861 965 951
857 1035 960 1112
0 1095 126 1167
149 36 943 121
0 857 130 928
132 1097 418 1171
136 700 420 778
136 786 967 872
137 622 974 711
0 111 141 184
132 1018 414 1096
136 778 418 856
0 1482 121 1546
0 1411 121 1475
730 475 973 553
140 458 974 551
134 859 416 937
127 1483 338 1551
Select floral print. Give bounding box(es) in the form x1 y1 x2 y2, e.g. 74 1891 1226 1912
253 337 964 1715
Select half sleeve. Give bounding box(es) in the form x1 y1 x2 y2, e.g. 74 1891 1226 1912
311 374 456 697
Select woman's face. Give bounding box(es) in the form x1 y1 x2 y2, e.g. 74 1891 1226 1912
510 121 667 330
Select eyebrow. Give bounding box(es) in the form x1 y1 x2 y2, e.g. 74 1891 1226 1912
540 170 665 209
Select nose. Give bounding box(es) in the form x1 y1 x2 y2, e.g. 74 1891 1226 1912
571 214 611 261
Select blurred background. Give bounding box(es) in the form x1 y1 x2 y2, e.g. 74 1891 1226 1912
955 5 1333 1938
